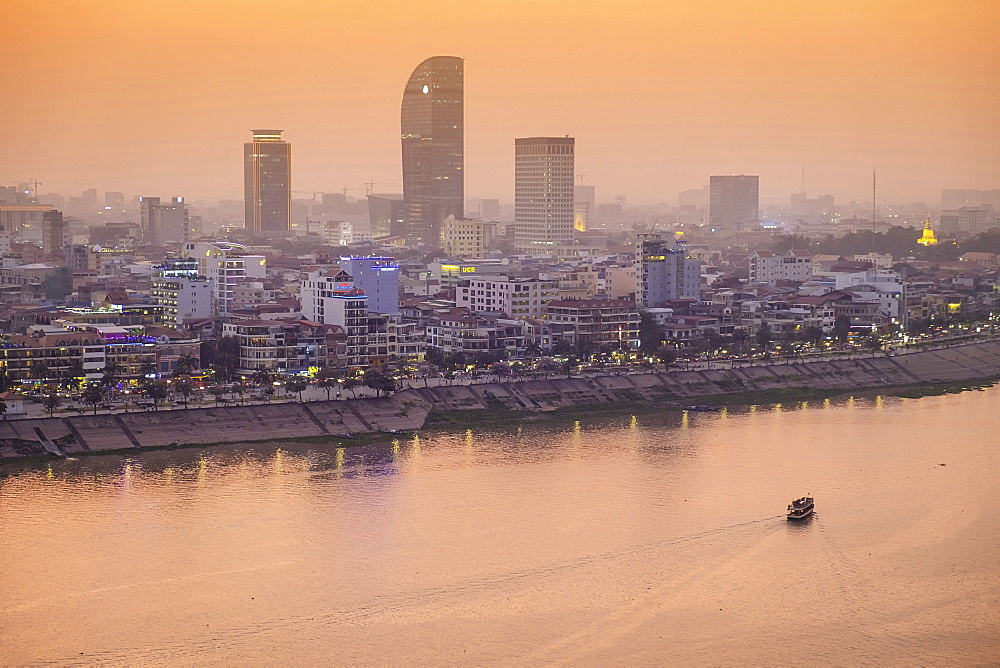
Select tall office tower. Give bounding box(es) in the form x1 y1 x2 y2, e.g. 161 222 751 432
635 233 702 308
244 129 291 233
709 175 759 231
400 56 464 248
514 137 575 254
139 196 189 246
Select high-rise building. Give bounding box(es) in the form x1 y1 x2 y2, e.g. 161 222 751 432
514 137 575 254
635 234 702 308
244 129 291 233
400 56 464 247
151 258 213 327
139 196 188 246
42 210 68 256
709 175 759 231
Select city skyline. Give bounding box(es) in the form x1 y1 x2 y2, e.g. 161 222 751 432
3 1 999 205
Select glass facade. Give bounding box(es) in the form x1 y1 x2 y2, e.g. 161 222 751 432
244 129 291 233
401 56 464 248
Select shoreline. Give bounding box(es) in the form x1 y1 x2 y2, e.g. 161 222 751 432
3 340 1000 462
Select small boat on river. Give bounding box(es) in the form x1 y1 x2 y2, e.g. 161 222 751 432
684 405 720 412
786 496 814 520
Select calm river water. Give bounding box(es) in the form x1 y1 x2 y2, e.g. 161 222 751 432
2 389 999 665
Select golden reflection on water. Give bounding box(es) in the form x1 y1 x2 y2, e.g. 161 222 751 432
2 389 1000 665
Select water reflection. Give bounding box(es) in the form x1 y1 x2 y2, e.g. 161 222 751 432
2 391 998 665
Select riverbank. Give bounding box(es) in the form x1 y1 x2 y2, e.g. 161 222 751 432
3 339 1000 461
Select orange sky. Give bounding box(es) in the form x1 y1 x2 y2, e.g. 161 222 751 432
3 0 999 206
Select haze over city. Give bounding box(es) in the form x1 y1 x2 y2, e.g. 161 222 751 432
5 2 1000 665
4 0 999 204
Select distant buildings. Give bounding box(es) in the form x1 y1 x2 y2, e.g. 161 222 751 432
574 185 595 232
635 234 701 307
367 194 405 239
244 129 291 233
401 56 464 247
514 137 575 254
709 175 759 231
139 196 188 246
442 215 492 258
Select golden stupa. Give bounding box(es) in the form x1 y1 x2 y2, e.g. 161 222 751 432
917 218 938 246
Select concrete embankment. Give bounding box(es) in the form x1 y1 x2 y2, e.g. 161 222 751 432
3 340 1000 460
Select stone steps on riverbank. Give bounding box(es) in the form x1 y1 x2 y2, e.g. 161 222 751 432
2 341 999 460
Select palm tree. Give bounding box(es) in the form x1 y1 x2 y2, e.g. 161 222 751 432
101 361 121 389
524 340 543 360
176 353 199 376
29 361 49 385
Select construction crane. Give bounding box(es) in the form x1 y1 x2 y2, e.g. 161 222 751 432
365 181 401 196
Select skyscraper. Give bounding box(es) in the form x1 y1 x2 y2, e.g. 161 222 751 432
709 175 759 231
244 129 291 233
400 56 464 247
514 137 575 254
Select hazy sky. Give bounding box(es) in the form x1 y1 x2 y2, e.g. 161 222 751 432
3 0 999 206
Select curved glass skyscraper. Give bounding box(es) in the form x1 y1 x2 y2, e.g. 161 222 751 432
401 56 463 248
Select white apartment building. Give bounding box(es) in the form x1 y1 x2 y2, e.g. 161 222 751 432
441 215 491 258
748 249 813 286
456 276 560 318
184 241 266 315
150 276 213 327
300 266 369 367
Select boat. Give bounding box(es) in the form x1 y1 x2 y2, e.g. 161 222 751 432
786 496 814 520
684 405 721 412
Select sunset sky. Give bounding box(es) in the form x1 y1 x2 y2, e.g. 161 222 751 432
3 0 998 205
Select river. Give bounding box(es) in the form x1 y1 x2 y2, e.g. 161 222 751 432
2 389 999 665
